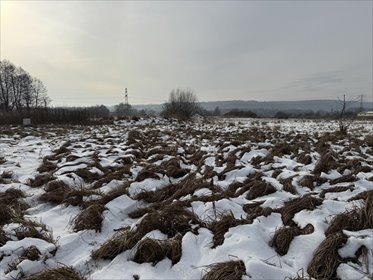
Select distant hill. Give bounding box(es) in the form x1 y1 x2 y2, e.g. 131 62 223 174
131 99 373 117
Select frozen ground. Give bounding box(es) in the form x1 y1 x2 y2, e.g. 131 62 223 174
0 118 372 279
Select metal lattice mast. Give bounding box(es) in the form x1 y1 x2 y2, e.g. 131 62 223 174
125 88 128 106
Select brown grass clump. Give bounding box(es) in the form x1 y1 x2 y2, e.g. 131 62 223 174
206 212 248 248
22 245 41 261
0 157 6 164
135 203 200 238
298 175 315 190
72 203 106 232
135 165 161 182
37 159 57 173
0 226 9 245
246 180 276 200
135 176 213 204
14 220 55 244
91 168 129 189
271 226 301 256
24 266 86 280
29 173 55 188
0 188 27 224
74 168 101 183
284 269 312 280
347 189 373 202
271 142 293 157
128 205 157 219
202 260 246 280
307 232 348 279
132 235 182 265
0 170 13 183
279 177 297 195
0 203 13 225
41 180 99 207
297 152 312 165
319 186 353 199
243 201 273 222
0 188 25 204
224 181 245 197
281 195 322 226
98 183 129 205
313 152 337 175
40 180 71 204
329 174 356 185
325 193 373 236
0 170 13 179
161 158 188 178
127 130 144 145
270 224 314 256
54 142 71 155
92 229 135 260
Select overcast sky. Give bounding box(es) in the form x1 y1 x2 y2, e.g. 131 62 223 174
1 1 372 106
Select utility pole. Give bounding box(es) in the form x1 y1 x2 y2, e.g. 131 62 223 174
360 94 364 112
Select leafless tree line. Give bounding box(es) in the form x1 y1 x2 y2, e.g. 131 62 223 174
0 60 50 112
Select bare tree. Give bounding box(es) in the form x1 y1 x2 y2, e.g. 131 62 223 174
337 94 356 134
0 60 51 113
162 88 201 120
0 60 16 111
32 78 47 108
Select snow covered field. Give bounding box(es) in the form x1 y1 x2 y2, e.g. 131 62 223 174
0 118 372 280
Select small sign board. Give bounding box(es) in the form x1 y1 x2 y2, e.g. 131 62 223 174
23 118 31 126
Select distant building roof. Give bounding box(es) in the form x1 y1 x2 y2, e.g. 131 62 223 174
357 111 373 117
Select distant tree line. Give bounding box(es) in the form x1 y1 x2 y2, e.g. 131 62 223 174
0 105 111 125
223 108 258 118
0 60 50 112
0 60 115 125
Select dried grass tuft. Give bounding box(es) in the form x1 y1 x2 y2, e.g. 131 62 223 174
270 224 314 256
347 189 373 202
98 183 129 205
37 159 57 173
313 152 337 175
135 203 200 238
22 245 41 261
40 180 71 204
135 176 212 204
281 195 322 226
246 180 276 200
319 186 353 199
279 177 297 194
0 203 13 225
132 235 182 265
271 226 302 256
298 175 315 190
297 152 312 165
29 173 56 188
0 170 13 183
307 232 347 279
0 226 9 245
202 260 246 280
14 220 55 243
161 158 188 178
74 168 101 183
24 266 86 280
243 201 274 222
206 212 248 248
92 229 134 260
72 203 106 232
326 192 373 235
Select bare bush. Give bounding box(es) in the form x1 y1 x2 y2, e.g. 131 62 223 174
161 88 201 121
